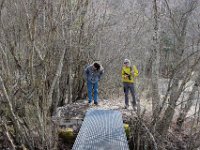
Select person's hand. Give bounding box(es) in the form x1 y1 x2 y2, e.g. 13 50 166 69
124 75 128 79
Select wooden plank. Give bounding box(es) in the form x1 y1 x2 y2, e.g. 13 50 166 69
72 108 129 150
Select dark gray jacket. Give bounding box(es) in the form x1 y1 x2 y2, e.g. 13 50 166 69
84 65 104 83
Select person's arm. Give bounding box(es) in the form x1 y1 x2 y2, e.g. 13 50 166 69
84 66 89 79
122 68 128 79
133 65 139 77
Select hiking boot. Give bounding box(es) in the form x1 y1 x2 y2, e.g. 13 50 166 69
88 102 92 107
94 102 99 106
124 105 129 109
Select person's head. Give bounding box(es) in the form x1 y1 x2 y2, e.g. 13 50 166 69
124 59 130 67
93 62 100 70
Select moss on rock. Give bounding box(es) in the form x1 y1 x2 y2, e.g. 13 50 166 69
58 128 75 141
124 123 130 138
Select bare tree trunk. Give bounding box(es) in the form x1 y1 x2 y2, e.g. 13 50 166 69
151 0 160 119
67 1 73 104
176 73 200 130
155 0 199 136
2 121 16 150
157 57 200 135
47 48 66 114
0 76 34 149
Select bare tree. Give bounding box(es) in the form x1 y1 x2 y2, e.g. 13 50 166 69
156 0 199 136
151 0 161 121
0 0 91 149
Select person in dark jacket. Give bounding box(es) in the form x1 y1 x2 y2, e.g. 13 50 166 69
84 62 104 106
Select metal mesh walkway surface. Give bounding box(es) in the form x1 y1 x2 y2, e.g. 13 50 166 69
72 108 129 150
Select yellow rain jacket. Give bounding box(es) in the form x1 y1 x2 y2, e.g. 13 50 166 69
122 65 139 83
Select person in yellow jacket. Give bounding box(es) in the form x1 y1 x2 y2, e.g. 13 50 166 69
122 59 139 109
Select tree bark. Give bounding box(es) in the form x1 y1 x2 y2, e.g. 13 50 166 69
176 75 199 130
151 0 160 120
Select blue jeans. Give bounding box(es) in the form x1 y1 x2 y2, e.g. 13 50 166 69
87 80 98 103
123 82 136 106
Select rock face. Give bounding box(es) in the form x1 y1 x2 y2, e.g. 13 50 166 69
53 98 137 128
54 99 136 149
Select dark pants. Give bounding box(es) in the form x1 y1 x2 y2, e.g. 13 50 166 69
123 82 136 106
